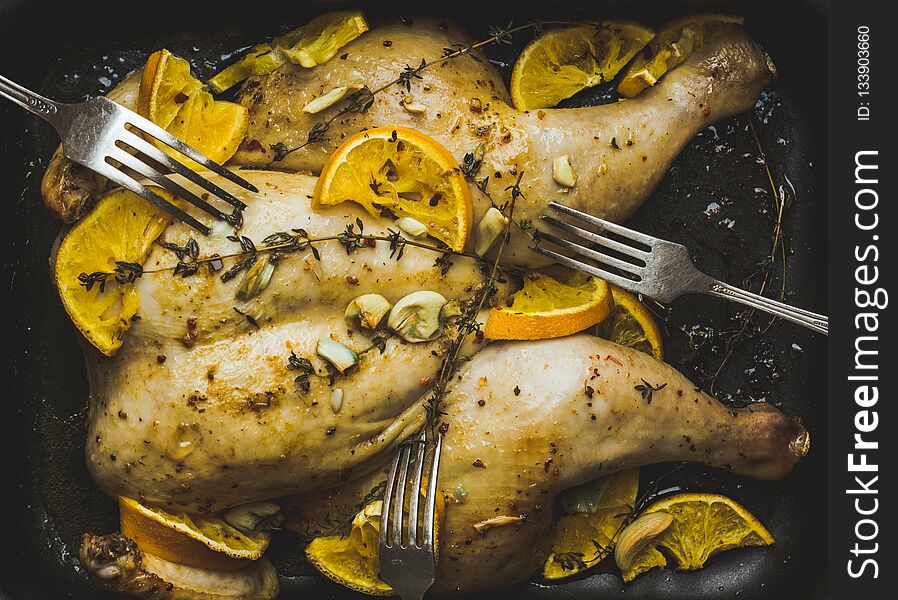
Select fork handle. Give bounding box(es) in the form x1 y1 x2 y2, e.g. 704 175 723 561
0 74 62 123
705 280 828 335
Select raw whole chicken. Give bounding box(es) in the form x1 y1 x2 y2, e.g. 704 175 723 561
53 16 804 600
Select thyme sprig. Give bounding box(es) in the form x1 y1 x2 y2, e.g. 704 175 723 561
424 170 522 426
77 261 143 292
137 230 478 278
276 20 584 160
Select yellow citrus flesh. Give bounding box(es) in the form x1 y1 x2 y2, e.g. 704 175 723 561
208 11 369 93
617 15 744 98
314 126 473 252
592 286 663 360
138 49 248 167
511 22 655 110
276 10 370 68
54 188 171 356
305 501 393 596
119 497 270 572
621 493 774 582
306 493 445 596
484 271 613 341
544 469 640 580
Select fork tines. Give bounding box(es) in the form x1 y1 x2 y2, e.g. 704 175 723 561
530 201 652 291
97 98 257 235
381 429 442 552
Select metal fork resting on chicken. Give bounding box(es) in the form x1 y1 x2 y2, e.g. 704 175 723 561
58 17 807 599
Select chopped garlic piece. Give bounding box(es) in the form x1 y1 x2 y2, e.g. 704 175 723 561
474 207 509 256
401 95 426 114
553 155 578 187
395 217 429 238
303 85 363 114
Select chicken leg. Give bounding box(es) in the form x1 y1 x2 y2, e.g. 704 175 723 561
234 19 776 264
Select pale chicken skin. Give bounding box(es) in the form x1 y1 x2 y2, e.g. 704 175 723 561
63 17 803 599
83 171 808 596
234 20 775 264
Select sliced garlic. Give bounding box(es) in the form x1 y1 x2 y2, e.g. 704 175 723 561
553 155 578 188
303 84 363 114
474 207 509 256
236 257 275 300
330 388 344 414
472 515 526 533
345 294 392 330
395 217 429 238
439 299 462 321
401 95 426 114
387 291 448 343
614 511 674 571
454 483 468 503
223 501 283 534
316 337 359 373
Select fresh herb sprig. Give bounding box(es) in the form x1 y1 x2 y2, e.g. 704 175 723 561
275 20 585 160
424 170 522 425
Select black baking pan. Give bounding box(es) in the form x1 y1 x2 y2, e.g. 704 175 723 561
0 0 827 598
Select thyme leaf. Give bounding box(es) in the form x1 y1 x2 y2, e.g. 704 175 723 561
634 379 667 404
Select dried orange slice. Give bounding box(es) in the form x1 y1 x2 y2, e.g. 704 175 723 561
544 469 640 580
207 11 369 93
313 126 472 252
306 492 445 595
617 15 744 98
138 49 248 167
119 497 270 572
592 286 664 360
53 188 171 356
511 22 655 110
484 271 613 340
617 493 774 582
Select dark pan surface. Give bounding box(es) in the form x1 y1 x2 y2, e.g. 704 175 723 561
1 1 826 598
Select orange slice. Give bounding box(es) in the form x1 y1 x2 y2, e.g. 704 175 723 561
119 497 270 572
592 286 664 360
138 49 248 168
484 271 613 340
313 126 472 252
618 492 774 582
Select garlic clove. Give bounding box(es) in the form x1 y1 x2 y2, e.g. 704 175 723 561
474 207 509 256
330 388 344 414
387 291 448 343
439 299 463 321
472 514 526 533
345 294 392 330
614 511 675 572
400 95 427 114
316 337 359 373
553 155 578 188
236 257 275 300
223 501 283 534
395 217 429 238
303 84 363 114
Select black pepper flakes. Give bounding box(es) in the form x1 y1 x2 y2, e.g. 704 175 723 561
472 458 486 468
513 386 521 396
326 427 337 435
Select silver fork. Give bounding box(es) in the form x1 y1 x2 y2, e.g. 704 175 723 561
532 202 828 335
1 74 257 235
379 429 443 600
